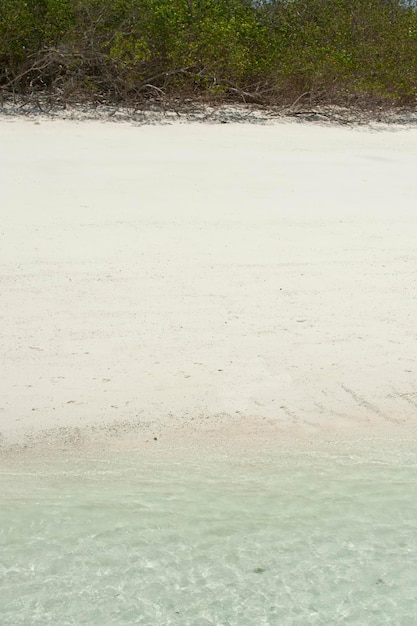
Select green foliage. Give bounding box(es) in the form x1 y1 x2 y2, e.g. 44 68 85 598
266 0 417 104
1 0 417 107
0 0 73 61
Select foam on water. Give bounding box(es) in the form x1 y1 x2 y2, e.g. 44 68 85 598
1 443 417 625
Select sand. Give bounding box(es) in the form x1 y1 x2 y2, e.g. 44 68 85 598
1 113 417 451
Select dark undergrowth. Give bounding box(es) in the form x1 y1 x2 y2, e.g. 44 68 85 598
1 0 417 110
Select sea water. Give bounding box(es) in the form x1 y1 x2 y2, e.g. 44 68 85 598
1 442 417 625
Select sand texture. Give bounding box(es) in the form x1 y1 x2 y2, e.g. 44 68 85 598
1 116 417 449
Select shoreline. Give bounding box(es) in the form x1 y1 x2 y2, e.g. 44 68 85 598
3 421 417 477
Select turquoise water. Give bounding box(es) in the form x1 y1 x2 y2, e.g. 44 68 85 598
1 444 417 625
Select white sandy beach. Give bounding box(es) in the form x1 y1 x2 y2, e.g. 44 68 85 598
1 115 417 451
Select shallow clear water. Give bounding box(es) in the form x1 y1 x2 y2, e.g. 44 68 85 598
1 444 417 625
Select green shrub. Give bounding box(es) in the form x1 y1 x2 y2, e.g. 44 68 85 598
1 0 417 107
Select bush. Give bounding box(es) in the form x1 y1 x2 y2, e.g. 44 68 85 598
1 0 417 108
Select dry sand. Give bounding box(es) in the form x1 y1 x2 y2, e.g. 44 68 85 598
1 114 417 452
